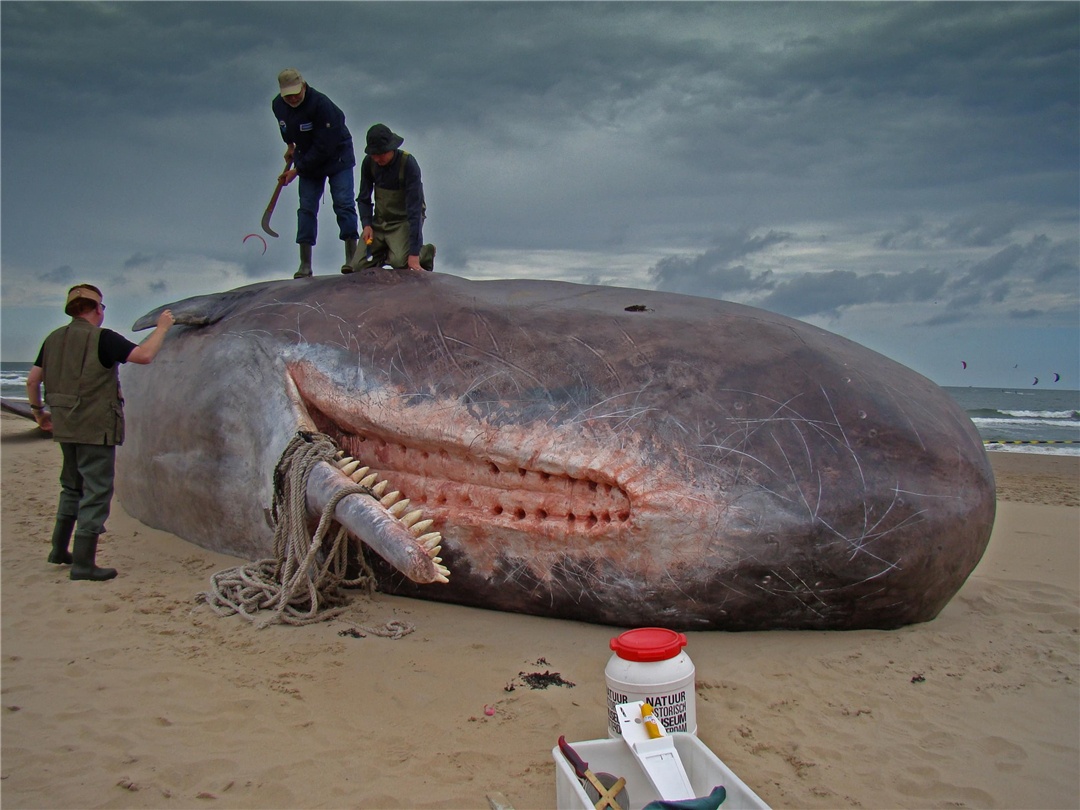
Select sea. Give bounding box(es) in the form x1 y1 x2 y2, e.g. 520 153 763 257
2 361 1077 456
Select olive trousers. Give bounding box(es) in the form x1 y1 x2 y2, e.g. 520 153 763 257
56 443 116 535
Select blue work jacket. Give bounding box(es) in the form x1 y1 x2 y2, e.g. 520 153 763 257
272 86 356 180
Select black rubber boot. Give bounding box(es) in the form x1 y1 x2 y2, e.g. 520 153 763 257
294 244 314 279
341 238 358 274
420 243 436 271
47 517 76 565
70 531 117 581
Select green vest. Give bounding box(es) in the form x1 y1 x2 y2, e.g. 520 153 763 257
374 151 426 226
41 319 125 446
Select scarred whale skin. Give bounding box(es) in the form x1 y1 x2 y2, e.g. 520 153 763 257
116 270 995 631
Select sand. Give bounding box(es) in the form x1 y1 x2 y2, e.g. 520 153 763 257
2 410 1077 810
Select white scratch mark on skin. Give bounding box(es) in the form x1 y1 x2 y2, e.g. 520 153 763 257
816 516 902 572
814 468 823 520
855 510 928 550
787 566 829 608
472 310 501 354
568 336 622 387
820 384 869 536
754 570 825 618
224 329 275 339
434 319 468 379
773 434 814 520
893 488 965 501
698 444 779 478
440 333 550 395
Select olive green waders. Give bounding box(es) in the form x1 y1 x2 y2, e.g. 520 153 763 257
344 152 434 272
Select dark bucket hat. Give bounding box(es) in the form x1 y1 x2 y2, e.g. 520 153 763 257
365 123 404 155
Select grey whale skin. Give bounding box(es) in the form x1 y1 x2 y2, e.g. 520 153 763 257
116 270 995 630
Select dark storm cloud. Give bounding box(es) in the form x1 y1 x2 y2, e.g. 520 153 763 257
921 311 972 327
875 216 929 251
989 283 1011 304
938 210 1023 247
4 2 1074 250
950 235 1078 291
39 265 74 284
950 245 1025 290
648 230 786 297
759 267 949 319
124 253 157 269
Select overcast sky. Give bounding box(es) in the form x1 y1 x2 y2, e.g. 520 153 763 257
2 1 1077 388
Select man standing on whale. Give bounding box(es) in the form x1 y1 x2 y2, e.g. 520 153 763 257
26 285 174 581
272 69 360 279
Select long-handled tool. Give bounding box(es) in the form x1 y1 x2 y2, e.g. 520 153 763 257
260 158 294 238
558 736 629 810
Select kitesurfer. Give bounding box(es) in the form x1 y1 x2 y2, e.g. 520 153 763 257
272 69 360 279
342 123 436 273
26 285 174 581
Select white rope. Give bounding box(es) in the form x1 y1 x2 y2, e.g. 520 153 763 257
198 431 383 629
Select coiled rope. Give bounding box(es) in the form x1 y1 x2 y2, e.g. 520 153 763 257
198 430 410 635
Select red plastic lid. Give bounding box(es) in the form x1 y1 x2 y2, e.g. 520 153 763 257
609 628 687 662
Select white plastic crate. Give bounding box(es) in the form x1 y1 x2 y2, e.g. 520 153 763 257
553 733 770 810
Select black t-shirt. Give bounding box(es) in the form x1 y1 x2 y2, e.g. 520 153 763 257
34 328 138 370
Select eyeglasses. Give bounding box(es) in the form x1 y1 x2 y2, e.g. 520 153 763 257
98 303 106 311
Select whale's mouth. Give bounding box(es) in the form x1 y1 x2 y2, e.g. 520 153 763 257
305 402 633 541
286 362 637 548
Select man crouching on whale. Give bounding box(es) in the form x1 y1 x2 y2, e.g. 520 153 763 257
26 284 174 581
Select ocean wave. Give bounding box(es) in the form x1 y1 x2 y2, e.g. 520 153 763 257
971 416 1080 428
968 408 1079 421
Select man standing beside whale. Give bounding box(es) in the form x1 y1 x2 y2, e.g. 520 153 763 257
26 285 174 581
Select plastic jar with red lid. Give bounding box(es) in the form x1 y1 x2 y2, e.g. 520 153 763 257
605 627 696 737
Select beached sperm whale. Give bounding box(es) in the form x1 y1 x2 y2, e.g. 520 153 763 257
115 270 995 630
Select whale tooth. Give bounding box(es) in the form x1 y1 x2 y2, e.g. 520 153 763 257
372 480 389 496
358 473 378 487
388 500 411 516
348 466 370 482
426 546 442 559
434 574 450 584
335 450 345 458
401 510 424 528
340 460 362 476
335 456 355 469
410 519 434 536
418 532 442 548
436 564 450 576
432 556 442 564
380 491 401 507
